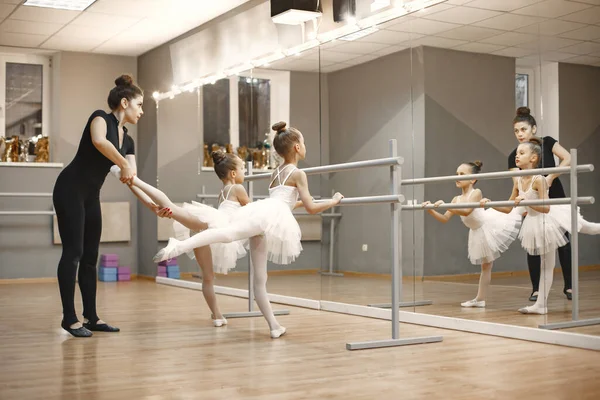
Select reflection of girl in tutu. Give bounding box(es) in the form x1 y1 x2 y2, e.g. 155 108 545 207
110 149 250 327
483 137 600 315
424 161 521 308
154 122 344 338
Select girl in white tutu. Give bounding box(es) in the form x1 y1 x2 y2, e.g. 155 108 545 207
153 121 344 338
482 137 600 314
110 150 250 327
423 161 522 308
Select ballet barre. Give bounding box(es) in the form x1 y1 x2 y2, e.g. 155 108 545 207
403 197 595 210
0 192 53 197
401 164 594 186
0 211 55 215
0 192 55 216
243 157 403 182
400 149 600 332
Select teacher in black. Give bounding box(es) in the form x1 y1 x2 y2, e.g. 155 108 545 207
53 75 146 337
508 107 572 302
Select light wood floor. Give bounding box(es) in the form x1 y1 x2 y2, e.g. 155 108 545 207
1 280 600 400
199 270 600 336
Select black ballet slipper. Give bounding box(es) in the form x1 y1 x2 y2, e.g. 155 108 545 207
564 288 572 301
61 321 93 338
83 321 120 332
529 292 538 302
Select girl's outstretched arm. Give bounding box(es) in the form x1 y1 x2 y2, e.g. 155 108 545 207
295 170 342 214
482 181 519 213
423 198 456 223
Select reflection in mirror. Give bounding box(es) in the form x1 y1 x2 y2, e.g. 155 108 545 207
183 58 324 304
316 17 420 311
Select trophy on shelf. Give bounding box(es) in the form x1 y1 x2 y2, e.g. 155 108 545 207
203 143 211 167
1 136 20 162
237 146 248 164
34 137 49 163
225 143 233 154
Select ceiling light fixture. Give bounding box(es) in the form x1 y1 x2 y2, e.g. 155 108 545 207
23 0 97 11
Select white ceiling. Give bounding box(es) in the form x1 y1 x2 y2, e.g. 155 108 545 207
0 0 251 55
266 0 600 73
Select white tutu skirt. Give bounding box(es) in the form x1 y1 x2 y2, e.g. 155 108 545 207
172 201 247 274
467 208 522 265
519 205 582 255
233 198 302 265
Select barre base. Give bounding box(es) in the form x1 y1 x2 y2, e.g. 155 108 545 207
346 335 443 350
539 318 600 331
223 310 290 319
368 300 433 308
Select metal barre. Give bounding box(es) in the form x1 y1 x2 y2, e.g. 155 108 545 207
244 157 404 182
315 195 404 206
197 193 322 200
401 165 594 186
0 192 53 197
0 211 55 215
402 197 595 210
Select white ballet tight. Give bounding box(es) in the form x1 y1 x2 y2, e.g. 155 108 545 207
164 220 265 260
193 247 223 320
475 262 492 301
250 236 281 331
532 250 556 312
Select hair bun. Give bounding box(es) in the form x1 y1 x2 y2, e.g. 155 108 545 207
473 160 483 168
516 107 531 117
115 74 133 87
529 137 542 146
272 121 287 133
211 149 226 165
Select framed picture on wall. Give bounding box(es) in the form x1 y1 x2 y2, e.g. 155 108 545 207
515 73 528 108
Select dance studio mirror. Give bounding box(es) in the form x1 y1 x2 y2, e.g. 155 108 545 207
318 0 600 338
157 58 325 304
316 10 422 311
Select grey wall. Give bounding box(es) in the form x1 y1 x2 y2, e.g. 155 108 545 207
422 47 520 276
327 48 424 275
558 63 600 267
0 52 138 279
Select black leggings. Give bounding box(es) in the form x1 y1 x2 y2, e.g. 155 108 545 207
53 174 102 326
528 233 572 292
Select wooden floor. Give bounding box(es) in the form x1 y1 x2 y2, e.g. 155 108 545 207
2 280 599 399
200 270 600 336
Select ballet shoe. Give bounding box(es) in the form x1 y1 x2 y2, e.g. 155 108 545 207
83 321 120 332
153 238 180 262
564 288 572 301
461 299 486 308
211 315 228 327
61 321 93 338
518 305 547 315
529 291 538 302
270 326 286 339
110 165 121 179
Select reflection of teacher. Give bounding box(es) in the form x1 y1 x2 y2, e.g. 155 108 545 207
508 107 573 302
52 75 144 337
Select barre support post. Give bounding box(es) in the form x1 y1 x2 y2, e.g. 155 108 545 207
346 139 443 350
539 149 600 330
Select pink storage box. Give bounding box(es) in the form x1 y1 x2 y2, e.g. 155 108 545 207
117 266 131 274
100 260 119 268
100 254 119 262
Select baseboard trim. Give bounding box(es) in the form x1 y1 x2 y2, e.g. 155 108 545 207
0 274 143 284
